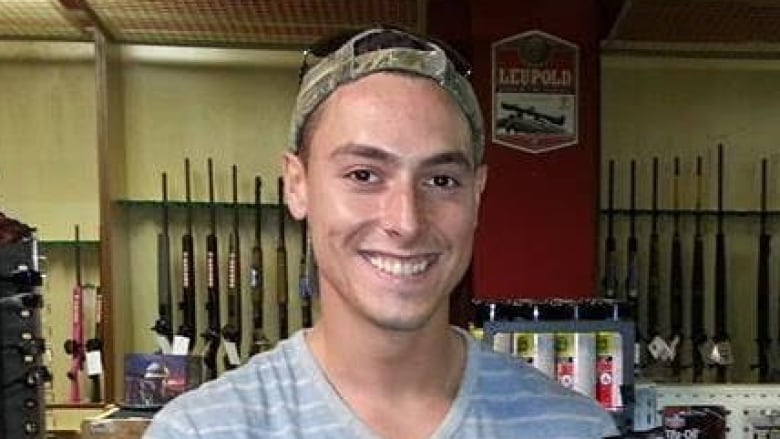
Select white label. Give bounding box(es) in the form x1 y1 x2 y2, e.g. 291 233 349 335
86 351 103 376
156 335 172 355
713 341 734 365
666 335 680 361
648 336 669 360
699 340 716 365
224 341 241 366
172 336 190 356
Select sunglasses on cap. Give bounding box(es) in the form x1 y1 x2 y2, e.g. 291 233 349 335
297 25 472 84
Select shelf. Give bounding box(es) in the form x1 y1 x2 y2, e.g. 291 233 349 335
116 199 281 210
601 208 779 217
39 240 100 248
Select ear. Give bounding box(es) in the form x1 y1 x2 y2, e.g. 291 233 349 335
474 164 488 208
283 152 308 220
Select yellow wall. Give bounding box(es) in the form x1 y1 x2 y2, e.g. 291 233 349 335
601 54 780 382
0 42 98 241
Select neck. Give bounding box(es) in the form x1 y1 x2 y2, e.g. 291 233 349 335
306 312 465 400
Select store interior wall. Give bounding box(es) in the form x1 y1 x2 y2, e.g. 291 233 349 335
3 34 780 402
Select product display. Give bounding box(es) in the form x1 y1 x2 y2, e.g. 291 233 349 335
1 212 46 438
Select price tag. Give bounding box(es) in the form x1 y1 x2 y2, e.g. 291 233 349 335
86 351 103 376
224 341 241 366
172 336 190 356
666 335 680 361
713 341 734 365
648 336 669 360
699 340 716 365
156 335 172 355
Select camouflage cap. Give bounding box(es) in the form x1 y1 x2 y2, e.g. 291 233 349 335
289 27 485 164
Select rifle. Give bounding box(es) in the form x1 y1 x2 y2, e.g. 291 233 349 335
277 177 289 340
249 176 271 355
500 102 565 126
152 172 173 353
63 225 84 403
754 158 771 382
668 157 684 378
299 220 313 328
625 160 639 316
690 156 708 382
713 143 732 382
602 160 618 299
202 158 221 380
222 165 243 369
85 287 103 402
178 158 197 353
645 158 664 365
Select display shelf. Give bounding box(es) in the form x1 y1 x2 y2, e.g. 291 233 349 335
117 199 281 210
635 382 780 438
482 319 637 434
39 240 100 248
601 208 780 217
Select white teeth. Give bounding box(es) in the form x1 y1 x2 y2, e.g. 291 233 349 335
367 255 431 276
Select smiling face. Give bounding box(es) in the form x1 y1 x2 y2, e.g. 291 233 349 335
285 72 486 333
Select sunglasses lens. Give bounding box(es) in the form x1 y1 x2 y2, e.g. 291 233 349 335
299 27 471 81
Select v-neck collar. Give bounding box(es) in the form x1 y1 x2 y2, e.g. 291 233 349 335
292 327 479 439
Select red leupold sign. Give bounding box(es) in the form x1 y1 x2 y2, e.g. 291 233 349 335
492 30 579 153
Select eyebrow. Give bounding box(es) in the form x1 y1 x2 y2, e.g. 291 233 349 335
329 143 474 170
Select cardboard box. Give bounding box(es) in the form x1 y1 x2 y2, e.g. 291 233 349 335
82 417 151 439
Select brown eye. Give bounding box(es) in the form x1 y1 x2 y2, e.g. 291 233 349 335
347 169 378 183
427 175 459 188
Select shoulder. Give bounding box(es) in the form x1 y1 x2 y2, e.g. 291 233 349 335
145 333 319 438
462 336 619 438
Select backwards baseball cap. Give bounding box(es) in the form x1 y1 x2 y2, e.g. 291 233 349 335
289 26 485 164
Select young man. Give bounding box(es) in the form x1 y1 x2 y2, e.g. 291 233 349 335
144 27 619 439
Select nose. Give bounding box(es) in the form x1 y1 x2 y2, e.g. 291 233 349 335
380 181 423 239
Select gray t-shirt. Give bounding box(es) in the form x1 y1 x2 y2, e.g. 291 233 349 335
144 328 618 438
